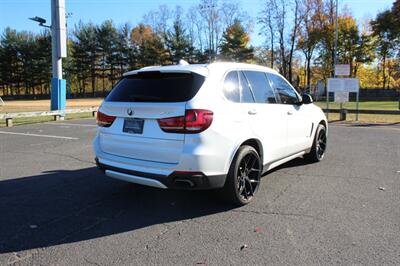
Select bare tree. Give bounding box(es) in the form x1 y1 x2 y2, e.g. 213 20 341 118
259 0 277 68
186 7 199 50
297 0 325 88
259 0 302 83
199 0 220 61
287 0 302 83
275 0 288 78
142 5 171 42
220 1 251 29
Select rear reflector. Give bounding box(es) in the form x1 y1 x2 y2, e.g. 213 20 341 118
97 111 116 127
158 109 213 134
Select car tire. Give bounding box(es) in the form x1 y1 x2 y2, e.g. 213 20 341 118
220 145 262 206
304 123 327 163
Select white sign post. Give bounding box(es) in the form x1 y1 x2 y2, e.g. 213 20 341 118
327 78 359 93
334 92 349 103
334 64 350 76
327 78 360 121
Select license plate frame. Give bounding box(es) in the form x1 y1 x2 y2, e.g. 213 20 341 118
123 118 144 134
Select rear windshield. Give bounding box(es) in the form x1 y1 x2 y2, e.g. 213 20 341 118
105 71 205 102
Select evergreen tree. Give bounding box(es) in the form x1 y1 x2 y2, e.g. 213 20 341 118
71 22 99 95
97 20 118 92
166 11 195 63
219 20 254 62
114 24 134 79
0 28 20 95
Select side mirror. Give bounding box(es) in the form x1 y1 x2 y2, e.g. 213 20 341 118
302 93 313 104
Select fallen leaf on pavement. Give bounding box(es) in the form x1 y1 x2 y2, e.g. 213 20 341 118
240 244 248 250
254 227 262 233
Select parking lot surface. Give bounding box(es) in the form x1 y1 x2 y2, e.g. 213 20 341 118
0 119 399 265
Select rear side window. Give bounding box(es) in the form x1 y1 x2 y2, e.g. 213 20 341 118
243 71 277 104
106 71 205 102
267 73 299 104
223 71 240 102
239 72 255 103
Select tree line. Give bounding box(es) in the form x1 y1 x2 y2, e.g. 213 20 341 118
0 0 399 98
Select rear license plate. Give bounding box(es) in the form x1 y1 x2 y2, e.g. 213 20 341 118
123 118 144 134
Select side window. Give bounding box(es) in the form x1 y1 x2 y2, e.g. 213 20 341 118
267 74 299 104
239 72 255 103
243 71 277 104
223 71 240 102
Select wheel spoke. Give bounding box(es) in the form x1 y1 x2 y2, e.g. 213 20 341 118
243 182 248 199
238 182 245 195
248 156 256 170
249 168 261 173
244 177 254 196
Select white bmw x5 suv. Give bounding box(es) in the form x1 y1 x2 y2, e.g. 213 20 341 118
94 62 327 205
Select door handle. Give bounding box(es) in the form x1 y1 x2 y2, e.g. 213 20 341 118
287 111 293 115
248 109 257 115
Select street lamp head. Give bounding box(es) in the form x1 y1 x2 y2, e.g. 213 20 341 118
29 16 51 28
29 16 47 24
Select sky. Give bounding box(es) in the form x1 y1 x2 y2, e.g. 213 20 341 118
0 0 395 46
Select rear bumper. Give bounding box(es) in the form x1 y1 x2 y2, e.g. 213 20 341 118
96 158 226 190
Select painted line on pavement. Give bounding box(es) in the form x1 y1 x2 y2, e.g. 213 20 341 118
46 122 97 127
0 131 79 140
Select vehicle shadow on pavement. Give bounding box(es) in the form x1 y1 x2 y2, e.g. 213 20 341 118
0 167 234 254
264 157 315 175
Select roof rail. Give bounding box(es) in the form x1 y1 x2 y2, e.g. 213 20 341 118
179 59 189 65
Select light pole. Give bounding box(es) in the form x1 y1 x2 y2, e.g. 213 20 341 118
30 0 67 112
326 0 339 120
334 0 342 113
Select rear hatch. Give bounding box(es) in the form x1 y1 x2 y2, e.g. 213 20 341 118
98 71 205 164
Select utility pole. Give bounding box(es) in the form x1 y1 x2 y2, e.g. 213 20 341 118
334 0 342 112
326 0 339 120
29 1 66 111
334 0 338 74
50 0 67 111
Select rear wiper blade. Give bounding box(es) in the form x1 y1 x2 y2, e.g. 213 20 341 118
129 96 164 102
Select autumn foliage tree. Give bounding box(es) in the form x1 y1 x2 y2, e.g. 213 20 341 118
220 20 254 62
131 24 169 68
371 0 400 89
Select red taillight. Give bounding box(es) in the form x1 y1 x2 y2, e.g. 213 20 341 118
158 109 213 134
96 111 116 127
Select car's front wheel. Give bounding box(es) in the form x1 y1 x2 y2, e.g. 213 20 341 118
221 145 262 206
304 123 327 162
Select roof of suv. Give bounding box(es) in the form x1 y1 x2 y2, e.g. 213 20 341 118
123 62 278 77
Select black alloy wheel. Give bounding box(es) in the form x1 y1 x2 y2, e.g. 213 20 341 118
316 127 327 160
221 145 262 206
305 124 327 162
237 152 261 202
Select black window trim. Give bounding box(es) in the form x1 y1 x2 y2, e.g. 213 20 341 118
242 70 279 104
264 72 281 103
221 70 257 104
265 72 302 105
238 71 256 103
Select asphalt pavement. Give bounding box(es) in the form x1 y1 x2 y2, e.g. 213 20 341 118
0 119 399 265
